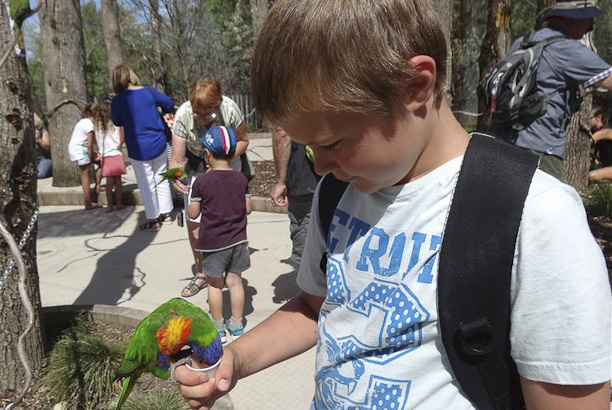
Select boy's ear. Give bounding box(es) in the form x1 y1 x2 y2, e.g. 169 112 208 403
406 56 437 110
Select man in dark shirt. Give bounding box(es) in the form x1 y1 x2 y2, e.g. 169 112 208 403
270 126 320 268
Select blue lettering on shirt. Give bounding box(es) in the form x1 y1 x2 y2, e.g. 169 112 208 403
316 211 441 409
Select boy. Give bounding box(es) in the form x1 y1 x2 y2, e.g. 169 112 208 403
177 1 611 409
187 125 252 344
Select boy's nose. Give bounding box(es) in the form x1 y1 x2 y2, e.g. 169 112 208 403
312 148 336 176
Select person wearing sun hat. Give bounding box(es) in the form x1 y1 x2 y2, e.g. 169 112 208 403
504 0 612 182
187 124 252 344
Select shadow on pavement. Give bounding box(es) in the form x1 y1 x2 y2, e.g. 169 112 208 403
37 206 136 239
39 207 160 306
272 266 300 304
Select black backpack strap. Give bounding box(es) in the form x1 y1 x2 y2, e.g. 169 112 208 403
438 133 538 410
317 173 349 273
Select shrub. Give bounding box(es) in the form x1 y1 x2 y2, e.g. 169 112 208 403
585 183 612 218
43 314 125 410
119 390 189 410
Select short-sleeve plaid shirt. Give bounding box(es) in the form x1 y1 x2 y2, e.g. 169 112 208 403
173 96 244 158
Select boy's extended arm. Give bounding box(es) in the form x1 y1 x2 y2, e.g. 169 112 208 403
521 378 610 410
245 195 252 215
187 201 201 220
177 291 323 410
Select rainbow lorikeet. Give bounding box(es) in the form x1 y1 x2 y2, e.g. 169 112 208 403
113 298 222 410
156 167 187 186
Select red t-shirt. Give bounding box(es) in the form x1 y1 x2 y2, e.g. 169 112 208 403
190 170 249 251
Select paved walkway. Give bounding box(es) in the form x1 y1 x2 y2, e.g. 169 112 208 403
36 135 317 410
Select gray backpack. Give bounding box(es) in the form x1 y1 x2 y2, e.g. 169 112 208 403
484 33 564 142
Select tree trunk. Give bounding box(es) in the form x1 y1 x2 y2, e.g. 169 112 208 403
149 0 165 92
433 0 453 98
565 32 596 191
565 94 592 191
451 0 473 126
249 0 268 42
0 1 45 397
536 0 555 30
477 0 512 131
101 0 124 88
39 0 88 187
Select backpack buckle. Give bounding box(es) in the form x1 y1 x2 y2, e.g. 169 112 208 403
459 318 495 357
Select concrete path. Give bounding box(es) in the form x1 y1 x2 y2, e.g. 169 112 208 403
37 206 315 410
36 133 317 410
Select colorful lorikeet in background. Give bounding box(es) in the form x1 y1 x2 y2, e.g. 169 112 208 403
113 297 222 410
156 167 187 186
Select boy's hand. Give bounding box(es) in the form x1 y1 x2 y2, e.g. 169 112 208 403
176 347 238 410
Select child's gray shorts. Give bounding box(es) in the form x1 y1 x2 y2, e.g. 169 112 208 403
201 242 250 277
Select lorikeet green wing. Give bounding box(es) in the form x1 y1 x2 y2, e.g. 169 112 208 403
161 167 187 182
114 297 222 410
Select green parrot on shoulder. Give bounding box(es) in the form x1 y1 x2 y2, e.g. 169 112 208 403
113 297 222 410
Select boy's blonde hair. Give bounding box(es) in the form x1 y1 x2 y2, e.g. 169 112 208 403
189 78 223 112
251 0 447 124
112 64 140 94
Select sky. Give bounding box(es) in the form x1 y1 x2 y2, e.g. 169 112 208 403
22 0 102 58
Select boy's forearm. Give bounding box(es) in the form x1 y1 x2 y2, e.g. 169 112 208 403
229 291 322 380
187 203 200 219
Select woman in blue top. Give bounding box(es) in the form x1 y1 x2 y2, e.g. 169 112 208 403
111 64 175 231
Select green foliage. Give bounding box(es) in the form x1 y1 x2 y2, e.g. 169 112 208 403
218 0 253 94
119 390 189 410
82 0 110 101
43 315 125 410
585 183 612 217
119 6 156 89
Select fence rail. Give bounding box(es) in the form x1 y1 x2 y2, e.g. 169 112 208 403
228 94 264 131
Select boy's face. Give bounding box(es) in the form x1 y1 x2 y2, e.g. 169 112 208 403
279 109 429 194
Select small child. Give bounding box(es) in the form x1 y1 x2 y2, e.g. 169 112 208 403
187 125 252 344
68 104 101 210
93 101 126 212
176 1 611 409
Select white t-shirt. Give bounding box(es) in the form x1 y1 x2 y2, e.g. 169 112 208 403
95 125 122 157
68 118 94 162
298 156 611 410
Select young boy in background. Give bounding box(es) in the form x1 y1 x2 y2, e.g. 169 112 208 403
177 1 611 409
187 125 252 344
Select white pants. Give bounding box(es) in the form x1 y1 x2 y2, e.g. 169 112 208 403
131 148 173 220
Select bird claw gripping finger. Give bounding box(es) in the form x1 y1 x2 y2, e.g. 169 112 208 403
169 356 193 386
